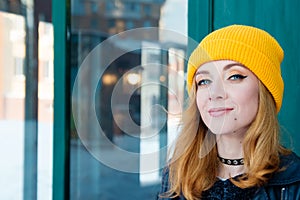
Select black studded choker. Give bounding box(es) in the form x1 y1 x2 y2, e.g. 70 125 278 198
218 155 244 166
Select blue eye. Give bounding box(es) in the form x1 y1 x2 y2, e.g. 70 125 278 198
197 79 211 86
229 74 247 80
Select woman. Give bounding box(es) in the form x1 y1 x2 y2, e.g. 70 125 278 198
158 25 300 199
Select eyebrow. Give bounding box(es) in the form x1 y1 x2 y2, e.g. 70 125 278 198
224 63 245 71
195 63 245 75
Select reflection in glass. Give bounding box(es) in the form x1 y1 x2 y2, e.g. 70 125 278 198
37 21 53 200
0 12 25 200
0 11 53 200
70 0 187 199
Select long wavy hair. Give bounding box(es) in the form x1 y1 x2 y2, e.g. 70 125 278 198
162 81 290 200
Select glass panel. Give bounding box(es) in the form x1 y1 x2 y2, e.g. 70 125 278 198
37 21 53 200
0 10 53 200
70 0 187 199
0 11 25 200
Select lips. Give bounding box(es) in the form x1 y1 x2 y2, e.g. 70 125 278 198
208 107 234 117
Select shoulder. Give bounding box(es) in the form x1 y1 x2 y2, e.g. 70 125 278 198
253 152 300 199
268 151 300 185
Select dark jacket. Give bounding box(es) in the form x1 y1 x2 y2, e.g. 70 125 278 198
158 152 300 200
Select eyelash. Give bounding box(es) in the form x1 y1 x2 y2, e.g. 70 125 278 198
228 74 248 80
196 74 247 86
197 79 211 86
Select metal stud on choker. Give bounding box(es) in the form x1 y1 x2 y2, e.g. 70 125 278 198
218 155 244 166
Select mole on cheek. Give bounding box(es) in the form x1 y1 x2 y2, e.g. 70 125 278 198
234 118 237 120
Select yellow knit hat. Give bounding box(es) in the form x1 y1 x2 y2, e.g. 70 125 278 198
187 24 284 112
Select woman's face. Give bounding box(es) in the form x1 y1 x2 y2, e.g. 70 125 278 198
195 60 259 135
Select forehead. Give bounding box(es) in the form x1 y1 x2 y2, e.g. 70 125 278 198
197 60 246 71
196 60 244 73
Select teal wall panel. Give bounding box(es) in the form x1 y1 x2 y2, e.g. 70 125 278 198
187 0 213 57
189 0 300 154
53 0 70 199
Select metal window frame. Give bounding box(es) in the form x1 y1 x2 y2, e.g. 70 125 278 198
52 0 70 199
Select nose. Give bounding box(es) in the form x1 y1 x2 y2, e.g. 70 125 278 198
208 80 227 101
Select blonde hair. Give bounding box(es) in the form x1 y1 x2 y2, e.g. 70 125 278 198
162 81 290 200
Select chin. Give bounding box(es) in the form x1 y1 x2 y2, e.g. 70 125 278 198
204 121 233 135
208 125 249 136
208 129 233 135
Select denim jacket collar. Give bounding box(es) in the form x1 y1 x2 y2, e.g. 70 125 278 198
267 152 300 186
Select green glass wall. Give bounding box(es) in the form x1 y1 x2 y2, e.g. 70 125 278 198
0 1 53 199
53 0 187 199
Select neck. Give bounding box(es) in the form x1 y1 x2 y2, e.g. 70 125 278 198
216 132 244 159
218 164 245 180
216 132 246 179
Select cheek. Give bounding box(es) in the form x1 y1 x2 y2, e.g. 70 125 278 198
196 91 209 121
196 91 205 111
234 85 259 119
